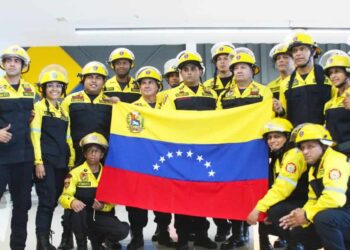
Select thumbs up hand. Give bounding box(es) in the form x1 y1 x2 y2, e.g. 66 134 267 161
0 124 12 143
343 92 350 110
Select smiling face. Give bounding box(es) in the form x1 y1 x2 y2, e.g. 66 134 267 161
83 74 105 95
328 67 348 88
44 82 63 101
139 78 159 98
266 132 288 152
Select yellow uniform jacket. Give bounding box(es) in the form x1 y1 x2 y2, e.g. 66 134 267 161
104 76 141 103
303 147 350 223
267 76 284 100
132 96 161 109
216 80 272 109
324 88 350 147
59 162 114 212
31 98 75 168
203 76 234 95
0 76 36 164
256 147 308 212
161 82 217 110
61 90 112 148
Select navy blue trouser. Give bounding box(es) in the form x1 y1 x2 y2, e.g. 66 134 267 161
70 208 129 244
34 164 68 234
267 200 305 246
0 162 33 250
290 208 350 250
174 214 210 244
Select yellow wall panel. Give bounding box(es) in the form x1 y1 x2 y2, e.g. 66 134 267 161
24 47 82 94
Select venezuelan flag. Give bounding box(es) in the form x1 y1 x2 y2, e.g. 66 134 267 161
97 100 272 220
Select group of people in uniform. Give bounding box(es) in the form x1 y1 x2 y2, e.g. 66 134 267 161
0 28 349 250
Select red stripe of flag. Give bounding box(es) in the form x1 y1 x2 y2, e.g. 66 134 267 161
97 166 268 220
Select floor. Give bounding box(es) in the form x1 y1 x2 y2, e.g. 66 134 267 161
0 190 278 250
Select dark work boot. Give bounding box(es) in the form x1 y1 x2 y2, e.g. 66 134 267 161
57 229 74 250
194 236 217 249
259 235 273 250
215 222 231 242
220 236 235 250
158 227 176 248
151 225 159 241
127 230 144 250
37 233 57 250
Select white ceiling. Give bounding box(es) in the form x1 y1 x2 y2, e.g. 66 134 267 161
2 0 350 47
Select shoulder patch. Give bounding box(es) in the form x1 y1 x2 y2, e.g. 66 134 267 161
285 163 296 174
329 169 341 180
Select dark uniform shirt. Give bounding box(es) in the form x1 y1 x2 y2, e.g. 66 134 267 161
61 90 112 164
104 76 141 103
161 82 217 111
31 98 75 168
0 76 35 164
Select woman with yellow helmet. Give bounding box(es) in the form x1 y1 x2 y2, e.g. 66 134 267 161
0 45 36 250
30 65 75 250
59 133 129 250
321 50 350 157
203 42 235 95
133 66 163 108
246 118 308 250
280 123 350 250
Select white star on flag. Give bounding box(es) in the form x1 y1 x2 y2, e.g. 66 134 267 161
176 150 183 157
153 149 216 178
196 155 204 162
159 156 166 163
204 161 211 168
187 150 193 158
208 170 216 177
153 164 160 171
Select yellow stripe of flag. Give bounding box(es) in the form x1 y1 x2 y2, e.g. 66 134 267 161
111 99 273 144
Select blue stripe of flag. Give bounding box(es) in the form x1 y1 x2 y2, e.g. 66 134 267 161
105 134 269 182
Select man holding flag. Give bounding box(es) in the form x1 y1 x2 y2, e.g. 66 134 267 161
161 50 218 250
96 51 272 250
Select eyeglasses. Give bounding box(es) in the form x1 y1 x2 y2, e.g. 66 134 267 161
46 83 64 89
